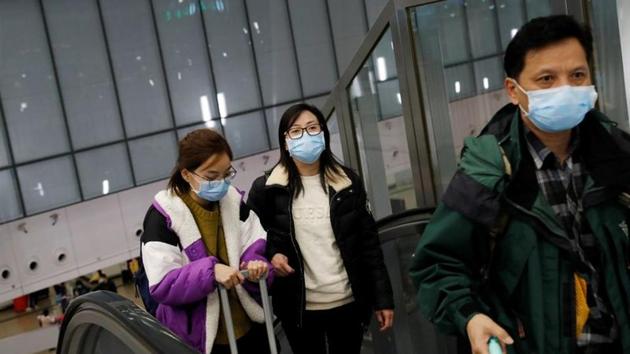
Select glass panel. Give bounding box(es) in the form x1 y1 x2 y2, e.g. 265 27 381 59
589 0 630 131
304 95 329 111
473 56 504 94
377 79 403 119
75 144 134 199
410 1 555 192
327 111 344 163
525 0 552 20
348 28 417 218
129 132 177 184
0 115 10 167
0 0 70 163
288 0 337 96
327 0 368 73
42 0 124 150
246 0 301 106
496 0 526 49
444 64 475 101
436 3 470 65
17 156 81 215
176 121 221 140
223 111 269 158
265 102 295 150
364 0 388 27
466 0 501 58
202 0 260 115
152 0 218 126
0 169 22 222
100 0 173 137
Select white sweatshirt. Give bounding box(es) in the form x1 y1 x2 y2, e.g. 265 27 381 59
292 175 354 310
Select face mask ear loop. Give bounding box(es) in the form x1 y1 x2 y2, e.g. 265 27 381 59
509 78 530 117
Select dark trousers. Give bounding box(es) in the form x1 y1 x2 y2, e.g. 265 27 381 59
282 302 365 354
211 324 273 354
576 340 622 354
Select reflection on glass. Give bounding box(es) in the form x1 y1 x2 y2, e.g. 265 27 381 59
327 111 344 163
0 0 70 163
0 169 22 222
17 156 81 214
129 132 178 184
348 28 417 218
100 0 173 137
43 0 124 150
75 144 133 199
410 0 554 191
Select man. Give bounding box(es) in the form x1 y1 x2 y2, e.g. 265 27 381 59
410 15 630 354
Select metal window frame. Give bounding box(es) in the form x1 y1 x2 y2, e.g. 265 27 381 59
322 0 590 211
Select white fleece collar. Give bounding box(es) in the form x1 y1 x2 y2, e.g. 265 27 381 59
265 164 352 192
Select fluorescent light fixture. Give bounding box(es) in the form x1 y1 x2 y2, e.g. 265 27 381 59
511 28 518 38
102 180 110 195
36 182 44 197
376 57 387 81
483 77 489 90
454 81 461 94
20 102 28 112
351 80 362 98
368 72 376 94
217 92 227 119
200 95 215 129
253 21 260 34
177 72 182 80
396 93 402 104
149 79 155 87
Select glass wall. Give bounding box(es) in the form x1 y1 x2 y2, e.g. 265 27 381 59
0 0 384 223
409 0 556 191
348 28 416 219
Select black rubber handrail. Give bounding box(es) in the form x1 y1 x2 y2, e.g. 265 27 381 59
57 291 197 354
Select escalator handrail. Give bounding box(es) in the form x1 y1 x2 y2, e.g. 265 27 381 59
57 290 198 354
376 208 435 244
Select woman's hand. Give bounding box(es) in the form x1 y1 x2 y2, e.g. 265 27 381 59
375 309 394 331
271 253 294 277
214 264 244 289
240 260 268 281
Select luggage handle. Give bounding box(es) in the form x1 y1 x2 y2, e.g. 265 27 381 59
218 270 278 354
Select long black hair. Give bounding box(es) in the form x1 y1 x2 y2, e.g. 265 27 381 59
277 103 344 197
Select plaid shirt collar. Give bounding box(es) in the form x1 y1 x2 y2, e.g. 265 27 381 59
525 127 580 170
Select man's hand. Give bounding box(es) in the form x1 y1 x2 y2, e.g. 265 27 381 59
466 313 513 354
271 253 294 277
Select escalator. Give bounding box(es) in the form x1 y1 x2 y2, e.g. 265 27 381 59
57 209 456 354
56 291 197 354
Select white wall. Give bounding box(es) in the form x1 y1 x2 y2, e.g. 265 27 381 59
618 0 630 126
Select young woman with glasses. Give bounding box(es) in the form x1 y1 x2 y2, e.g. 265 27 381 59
140 129 274 354
247 104 395 354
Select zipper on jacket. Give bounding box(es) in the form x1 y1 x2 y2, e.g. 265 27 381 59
287 195 306 328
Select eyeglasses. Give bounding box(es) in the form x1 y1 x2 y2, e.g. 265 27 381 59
285 124 322 140
192 166 237 182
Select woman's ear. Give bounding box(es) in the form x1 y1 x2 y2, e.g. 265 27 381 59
180 169 191 184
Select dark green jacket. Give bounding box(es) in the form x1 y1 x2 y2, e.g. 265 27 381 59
410 104 630 353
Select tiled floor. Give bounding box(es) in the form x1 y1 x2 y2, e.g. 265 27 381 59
0 279 142 353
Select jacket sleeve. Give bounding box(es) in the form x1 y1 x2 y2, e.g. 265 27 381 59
141 207 218 306
246 176 283 260
409 202 486 335
238 202 274 295
354 176 395 311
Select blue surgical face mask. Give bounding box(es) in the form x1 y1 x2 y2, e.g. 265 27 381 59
192 178 230 202
510 79 598 133
286 133 326 164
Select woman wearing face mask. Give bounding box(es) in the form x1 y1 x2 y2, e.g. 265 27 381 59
247 104 395 354
140 129 274 354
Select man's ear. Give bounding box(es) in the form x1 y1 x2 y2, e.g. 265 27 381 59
505 78 520 105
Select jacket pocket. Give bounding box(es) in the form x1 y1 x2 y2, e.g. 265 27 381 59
491 223 537 297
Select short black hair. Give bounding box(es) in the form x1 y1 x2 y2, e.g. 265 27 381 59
504 15 593 80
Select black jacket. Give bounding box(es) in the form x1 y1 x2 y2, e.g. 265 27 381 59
247 164 394 327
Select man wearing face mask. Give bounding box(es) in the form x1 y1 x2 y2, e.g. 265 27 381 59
410 15 630 354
